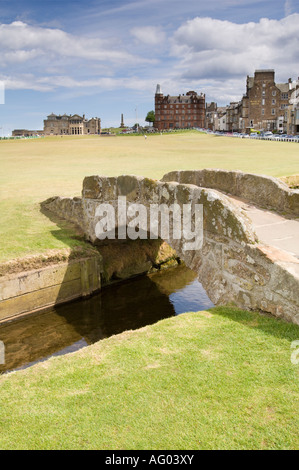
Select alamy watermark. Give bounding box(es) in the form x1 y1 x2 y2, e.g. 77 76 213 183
0 341 5 365
94 196 203 251
0 81 5 105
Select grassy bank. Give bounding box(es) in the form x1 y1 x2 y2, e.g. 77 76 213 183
0 132 299 262
0 306 298 450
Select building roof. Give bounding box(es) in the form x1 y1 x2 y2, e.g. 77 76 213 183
255 69 275 73
161 92 204 104
69 114 84 119
276 83 290 93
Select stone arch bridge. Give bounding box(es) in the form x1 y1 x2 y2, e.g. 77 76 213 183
43 169 299 325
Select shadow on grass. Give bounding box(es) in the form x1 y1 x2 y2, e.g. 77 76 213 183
40 204 89 249
210 305 299 342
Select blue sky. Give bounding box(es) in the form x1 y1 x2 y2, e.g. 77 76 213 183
0 0 298 134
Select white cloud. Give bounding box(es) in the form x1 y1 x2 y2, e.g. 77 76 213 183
0 72 158 95
131 26 166 45
0 20 159 96
1 12 299 110
172 14 299 83
284 0 293 16
0 21 145 66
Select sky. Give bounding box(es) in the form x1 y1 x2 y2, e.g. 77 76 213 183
0 0 298 134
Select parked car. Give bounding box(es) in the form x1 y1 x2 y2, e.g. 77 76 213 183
263 131 273 137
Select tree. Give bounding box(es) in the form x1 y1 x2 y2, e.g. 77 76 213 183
145 110 155 125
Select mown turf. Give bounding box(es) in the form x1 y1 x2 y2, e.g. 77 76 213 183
0 132 298 261
0 306 298 450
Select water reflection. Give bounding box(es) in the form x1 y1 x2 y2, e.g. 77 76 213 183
0 265 213 373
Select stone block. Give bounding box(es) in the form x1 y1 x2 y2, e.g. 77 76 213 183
116 175 142 200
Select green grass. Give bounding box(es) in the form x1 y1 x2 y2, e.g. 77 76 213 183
1 132 298 450
0 132 298 262
0 306 298 450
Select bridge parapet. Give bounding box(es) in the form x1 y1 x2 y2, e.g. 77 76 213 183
82 174 256 245
42 171 299 325
162 169 299 217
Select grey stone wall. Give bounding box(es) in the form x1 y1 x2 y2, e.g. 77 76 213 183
42 171 299 325
162 169 299 216
42 196 84 230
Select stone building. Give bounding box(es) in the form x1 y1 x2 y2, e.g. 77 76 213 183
287 78 299 135
226 102 243 133
154 84 205 130
205 102 227 131
43 113 101 136
208 70 298 134
241 70 294 133
12 129 44 137
217 110 227 132
205 102 217 130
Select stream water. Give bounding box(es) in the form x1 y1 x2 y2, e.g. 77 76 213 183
0 265 214 374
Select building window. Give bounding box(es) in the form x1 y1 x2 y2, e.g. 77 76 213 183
262 109 265 115
262 99 265 105
272 99 276 105
281 93 288 100
271 109 276 115
272 90 276 96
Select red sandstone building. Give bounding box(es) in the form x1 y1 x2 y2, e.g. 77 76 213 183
154 85 205 131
